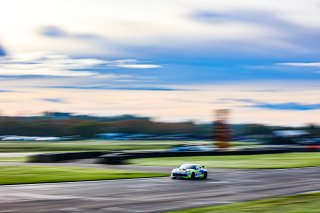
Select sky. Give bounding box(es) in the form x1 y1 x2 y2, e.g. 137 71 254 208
0 0 320 125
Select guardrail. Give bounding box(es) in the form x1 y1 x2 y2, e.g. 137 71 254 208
28 152 107 163
96 148 293 164
28 146 319 164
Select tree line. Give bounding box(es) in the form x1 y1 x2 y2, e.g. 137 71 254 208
0 113 319 139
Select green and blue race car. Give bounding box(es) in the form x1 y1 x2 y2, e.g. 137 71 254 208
171 163 207 179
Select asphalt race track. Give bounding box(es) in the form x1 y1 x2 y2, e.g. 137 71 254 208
0 167 320 213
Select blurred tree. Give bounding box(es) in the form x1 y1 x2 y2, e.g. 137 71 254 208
73 122 101 138
239 124 272 135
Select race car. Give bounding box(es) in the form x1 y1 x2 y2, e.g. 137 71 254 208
171 163 207 179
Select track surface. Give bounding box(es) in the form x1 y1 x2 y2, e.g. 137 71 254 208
0 166 320 213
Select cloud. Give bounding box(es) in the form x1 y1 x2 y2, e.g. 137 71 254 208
0 45 6 57
106 59 161 69
0 52 103 77
38 85 184 91
0 89 13 92
253 102 320 111
190 9 309 34
191 10 274 24
0 52 161 78
239 89 282 93
2 0 320 59
41 26 67 38
224 99 320 111
277 62 320 68
40 26 103 41
189 8 320 55
39 98 68 103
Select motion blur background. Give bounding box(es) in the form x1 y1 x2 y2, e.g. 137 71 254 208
1 1 320 212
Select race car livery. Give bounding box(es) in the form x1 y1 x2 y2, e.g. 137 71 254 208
171 163 207 179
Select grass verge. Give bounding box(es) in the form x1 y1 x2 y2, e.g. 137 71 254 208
0 141 255 153
169 192 320 213
0 157 26 162
0 165 166 185
0 140 212 152
130 152 320 169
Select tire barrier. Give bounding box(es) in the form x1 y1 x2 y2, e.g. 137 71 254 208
28 146 319 164
28 152 107 163
96 148 293 165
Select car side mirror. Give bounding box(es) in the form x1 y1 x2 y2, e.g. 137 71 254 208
176 166 179 168
202 165 205 168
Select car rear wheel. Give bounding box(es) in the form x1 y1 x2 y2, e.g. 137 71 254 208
203 172 207 180
191 172 195 180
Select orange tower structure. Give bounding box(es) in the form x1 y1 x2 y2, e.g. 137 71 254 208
214 109 232 149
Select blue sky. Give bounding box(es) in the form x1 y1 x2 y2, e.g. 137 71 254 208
0 0 319 125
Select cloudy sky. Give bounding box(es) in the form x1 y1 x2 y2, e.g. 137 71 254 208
0 0 320 125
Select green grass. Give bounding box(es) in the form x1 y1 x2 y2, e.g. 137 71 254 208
130 153 320 169
0 157 26 162
169 192 320 213
0 140 258 153
0 140 212 153
0 165 167 185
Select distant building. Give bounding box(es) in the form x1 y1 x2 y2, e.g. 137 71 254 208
43 112 73 119
270 130 318 144
96 133 129 140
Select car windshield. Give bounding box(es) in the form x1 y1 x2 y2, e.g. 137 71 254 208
179 164 196 170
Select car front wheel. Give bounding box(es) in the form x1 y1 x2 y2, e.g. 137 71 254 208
203 172 207 180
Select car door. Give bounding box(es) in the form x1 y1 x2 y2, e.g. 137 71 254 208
195 165 202 177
